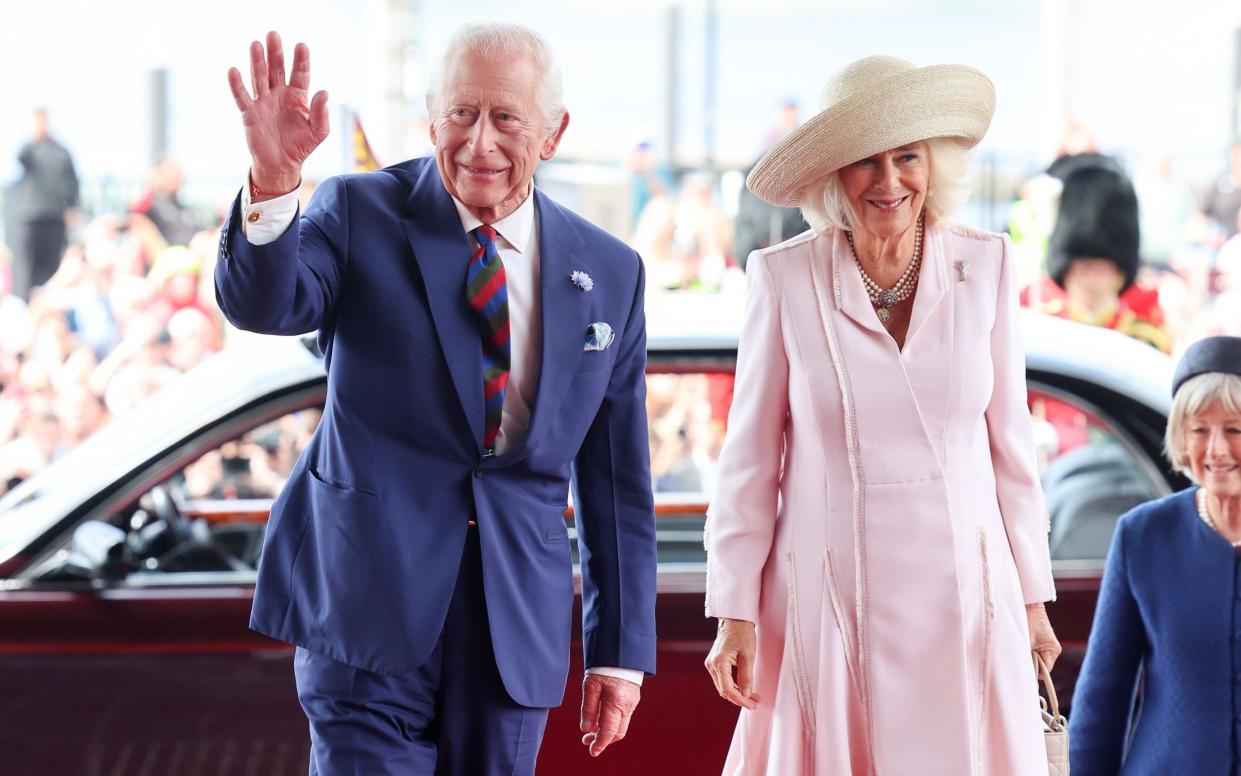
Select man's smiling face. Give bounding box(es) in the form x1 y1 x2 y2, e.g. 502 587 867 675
430 50 568 223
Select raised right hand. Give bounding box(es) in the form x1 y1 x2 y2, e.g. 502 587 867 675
704 618 761 710
227 31 329 195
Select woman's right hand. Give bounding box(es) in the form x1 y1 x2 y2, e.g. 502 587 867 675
226 31 330 196
705 618 761 710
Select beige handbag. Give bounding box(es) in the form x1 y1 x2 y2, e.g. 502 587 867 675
1035 651 1069 776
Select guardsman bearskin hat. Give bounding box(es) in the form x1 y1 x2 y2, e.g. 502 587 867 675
1046 156 1140 293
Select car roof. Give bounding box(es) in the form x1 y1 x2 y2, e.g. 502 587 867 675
646 292 1175 416
1021 311 1173 415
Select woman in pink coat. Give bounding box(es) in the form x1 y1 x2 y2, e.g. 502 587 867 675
703 56 1061 775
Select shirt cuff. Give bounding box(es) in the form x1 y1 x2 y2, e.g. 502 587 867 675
586 666 644 686
239 178 299 246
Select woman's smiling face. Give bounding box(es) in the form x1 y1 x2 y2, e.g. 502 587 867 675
838 142 929 240
1185 402 1241 500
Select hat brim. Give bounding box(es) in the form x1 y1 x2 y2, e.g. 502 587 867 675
746 64 996 207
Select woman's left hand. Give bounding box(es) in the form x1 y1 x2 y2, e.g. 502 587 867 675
1026 602 1061 672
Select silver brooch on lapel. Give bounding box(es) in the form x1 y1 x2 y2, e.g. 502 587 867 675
584 322 615 352
955 259 970 282
570 270 594 292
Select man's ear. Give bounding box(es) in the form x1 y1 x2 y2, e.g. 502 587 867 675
540 111 570 161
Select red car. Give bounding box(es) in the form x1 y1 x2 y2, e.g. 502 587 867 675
0 312 1180 775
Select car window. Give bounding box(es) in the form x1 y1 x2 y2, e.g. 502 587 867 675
647 372 731 496
36 407 324 583
1029 386 1167 562
179 409 322 501
636 370 1168 568
130 408 323 575
561 365 732 566
33 360 1158 583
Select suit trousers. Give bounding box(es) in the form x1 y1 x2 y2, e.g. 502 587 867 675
295 526 550 775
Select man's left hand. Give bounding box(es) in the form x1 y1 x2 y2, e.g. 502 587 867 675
579 673 641 757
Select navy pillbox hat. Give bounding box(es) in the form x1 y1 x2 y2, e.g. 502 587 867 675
1171 336 1241 397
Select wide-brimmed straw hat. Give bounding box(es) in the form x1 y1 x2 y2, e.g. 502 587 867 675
746 55 996 207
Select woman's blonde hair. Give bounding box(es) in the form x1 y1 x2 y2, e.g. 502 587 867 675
1164 372 1241 478
799 136 973 233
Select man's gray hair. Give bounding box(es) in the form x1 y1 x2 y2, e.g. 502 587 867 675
799 137 974 233
426 22 566 131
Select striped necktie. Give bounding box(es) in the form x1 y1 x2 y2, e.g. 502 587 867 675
466 225 510 453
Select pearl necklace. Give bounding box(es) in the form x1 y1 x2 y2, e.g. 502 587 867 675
846 213 924 323
1196 488 1241 549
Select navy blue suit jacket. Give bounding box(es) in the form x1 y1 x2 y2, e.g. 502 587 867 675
214 157 657 708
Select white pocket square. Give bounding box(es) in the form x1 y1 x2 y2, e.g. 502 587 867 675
584 322 615 352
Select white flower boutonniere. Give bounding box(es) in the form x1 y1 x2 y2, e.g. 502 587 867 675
570 270 594 292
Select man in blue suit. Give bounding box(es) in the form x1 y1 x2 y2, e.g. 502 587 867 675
217 24 656 775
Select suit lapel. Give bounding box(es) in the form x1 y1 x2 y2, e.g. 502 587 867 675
401 162 485 450
520 190 590 455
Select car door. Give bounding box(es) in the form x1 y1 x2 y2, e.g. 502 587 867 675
0 394 324 776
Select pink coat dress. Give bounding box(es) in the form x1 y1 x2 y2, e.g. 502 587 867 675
704 223 1056 776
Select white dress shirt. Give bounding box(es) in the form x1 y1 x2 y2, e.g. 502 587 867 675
240 181 642 686
448 193 540 457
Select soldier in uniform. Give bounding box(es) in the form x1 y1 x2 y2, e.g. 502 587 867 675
1035 158 1170 352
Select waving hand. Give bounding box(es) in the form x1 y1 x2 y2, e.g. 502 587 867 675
227 31 329 198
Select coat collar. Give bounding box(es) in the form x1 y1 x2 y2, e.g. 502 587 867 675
448 183 536 254
906 225 949 349
829 224 948 350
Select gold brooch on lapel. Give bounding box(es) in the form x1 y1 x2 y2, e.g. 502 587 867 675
570 270 594 292
954 259 970 282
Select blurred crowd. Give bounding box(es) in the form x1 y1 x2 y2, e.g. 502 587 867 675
624 124 1241 361
646 372 732 496
0 112 231 494
0 205 226 494
4 105 1241 499
1008 127 1241 356
625 119 1241 497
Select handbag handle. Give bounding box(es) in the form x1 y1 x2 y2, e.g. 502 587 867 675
1034 651 1068 733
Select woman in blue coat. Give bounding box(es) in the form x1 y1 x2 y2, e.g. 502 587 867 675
1070 335 1241 773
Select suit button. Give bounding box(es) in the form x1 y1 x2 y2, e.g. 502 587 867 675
474 468 484 479
247 211 261 223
